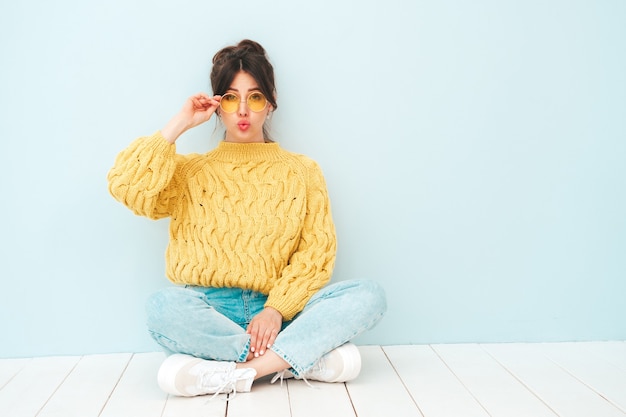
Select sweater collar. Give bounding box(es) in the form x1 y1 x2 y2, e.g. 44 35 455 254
210 141 284 162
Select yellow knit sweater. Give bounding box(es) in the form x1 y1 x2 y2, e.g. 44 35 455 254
107 132 336 320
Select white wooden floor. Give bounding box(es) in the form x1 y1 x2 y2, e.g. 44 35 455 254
1 342 625 417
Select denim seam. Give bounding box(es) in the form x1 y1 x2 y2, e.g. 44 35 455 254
243 290 251 323
238 338 251 363
269 344 302 376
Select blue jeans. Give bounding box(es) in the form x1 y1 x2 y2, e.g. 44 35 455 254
145 280 386 375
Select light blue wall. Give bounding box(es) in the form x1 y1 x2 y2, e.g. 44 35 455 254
1 0 624 358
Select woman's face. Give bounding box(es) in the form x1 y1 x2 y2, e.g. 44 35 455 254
220 71 272 143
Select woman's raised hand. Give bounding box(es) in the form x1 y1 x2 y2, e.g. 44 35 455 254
161 93 221 144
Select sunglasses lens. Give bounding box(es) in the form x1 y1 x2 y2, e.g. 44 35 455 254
220 94 239 113
220 92 267 113
247 92 267 112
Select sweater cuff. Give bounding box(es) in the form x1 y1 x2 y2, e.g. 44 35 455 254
153 131 176 150
265 288 310 322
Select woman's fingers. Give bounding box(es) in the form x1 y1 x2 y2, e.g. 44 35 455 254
263 328 279 353
246 307 282 358
247 321 262 356
190 94 217 111
248 325 275 357
257 327 278 356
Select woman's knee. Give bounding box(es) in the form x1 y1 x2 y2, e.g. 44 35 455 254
354 280 387 316
325 279 387 316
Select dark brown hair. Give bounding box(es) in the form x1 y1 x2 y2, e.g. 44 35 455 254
211 40 277 140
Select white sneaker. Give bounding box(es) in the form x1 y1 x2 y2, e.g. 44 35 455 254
272 343 362 384
157 354 256 397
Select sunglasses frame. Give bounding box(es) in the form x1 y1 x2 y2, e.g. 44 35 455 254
219 92 268 113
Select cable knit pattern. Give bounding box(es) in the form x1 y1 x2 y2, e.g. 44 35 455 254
108 132 336 320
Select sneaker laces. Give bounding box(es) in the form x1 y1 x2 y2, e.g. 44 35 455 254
270 370 289 386
270 369 317 389
199 368 242 401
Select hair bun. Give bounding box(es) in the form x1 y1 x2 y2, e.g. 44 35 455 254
212 39 267 64
236 39 266 55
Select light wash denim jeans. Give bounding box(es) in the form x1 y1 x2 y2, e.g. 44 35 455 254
145 280 386 375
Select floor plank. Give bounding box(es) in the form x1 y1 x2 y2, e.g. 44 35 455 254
99 352 167 417
162 394 227 417
0 355 80 417
347 346 422 417
432 344 557 417
288 379 356 417
225 376 291 417
0 358 31 390
581 342 626 373
483 343 626 417
384 345 489 417
539 342 626 413
36 353 133 417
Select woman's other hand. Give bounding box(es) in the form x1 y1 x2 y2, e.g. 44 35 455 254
161 93 221 144
246 307 282 358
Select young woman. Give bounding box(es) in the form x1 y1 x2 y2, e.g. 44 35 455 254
107 39 386 397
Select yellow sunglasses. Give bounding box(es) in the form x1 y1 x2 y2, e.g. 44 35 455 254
219 92 268 113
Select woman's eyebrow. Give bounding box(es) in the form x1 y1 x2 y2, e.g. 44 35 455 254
226 87 261 92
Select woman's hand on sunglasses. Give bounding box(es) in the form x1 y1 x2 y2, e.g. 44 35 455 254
161 93 221 143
